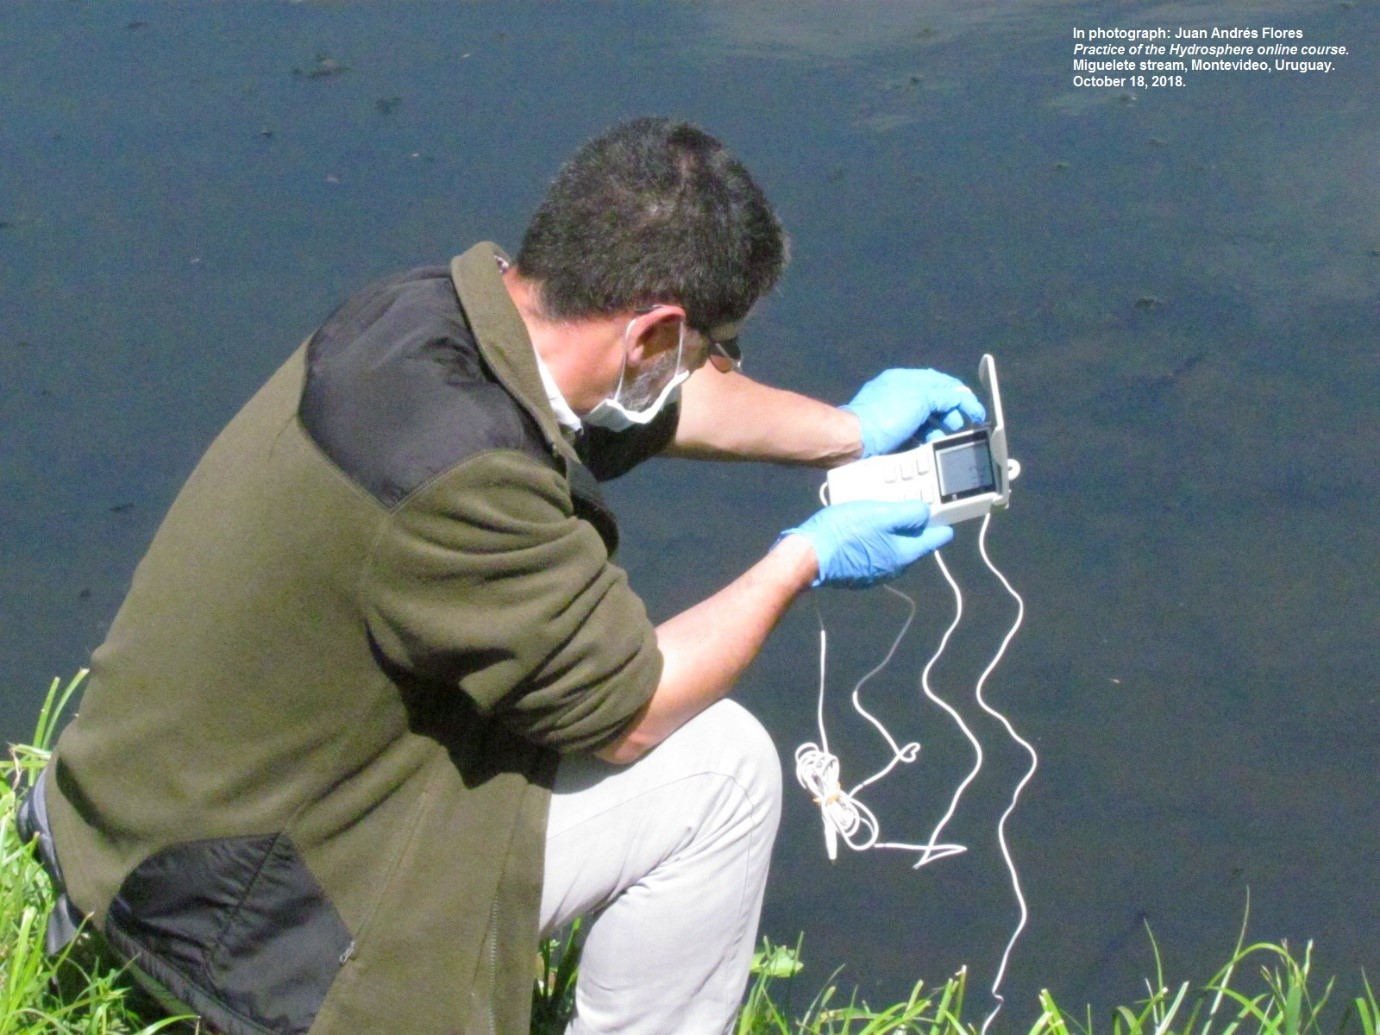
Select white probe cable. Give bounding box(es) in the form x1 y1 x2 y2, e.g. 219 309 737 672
794 590 924 859
884 553 985 866
792 513 1032 1033
973 514 1033 1035
794 571 973 865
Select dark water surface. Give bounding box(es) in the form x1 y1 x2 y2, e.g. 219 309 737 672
3 1 1376 1024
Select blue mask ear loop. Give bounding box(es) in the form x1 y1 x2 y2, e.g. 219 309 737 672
793 512 1032 1035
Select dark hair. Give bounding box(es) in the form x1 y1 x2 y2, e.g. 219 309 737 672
515 117 787 334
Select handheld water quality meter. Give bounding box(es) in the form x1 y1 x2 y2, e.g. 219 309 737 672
821 354 1020 525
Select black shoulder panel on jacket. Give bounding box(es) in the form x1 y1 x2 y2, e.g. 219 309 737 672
300 267 554 508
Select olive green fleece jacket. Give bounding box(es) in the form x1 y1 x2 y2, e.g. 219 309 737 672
44 244 665 1035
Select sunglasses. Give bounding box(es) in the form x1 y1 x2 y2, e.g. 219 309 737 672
703 331 742 374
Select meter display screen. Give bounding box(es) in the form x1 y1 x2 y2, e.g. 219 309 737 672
935 434 997 501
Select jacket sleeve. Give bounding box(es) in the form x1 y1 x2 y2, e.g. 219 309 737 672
360 448 661 754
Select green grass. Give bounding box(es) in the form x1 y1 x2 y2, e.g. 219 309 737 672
2 673 191 1034
7 675 1376 1035
532 922 1377 1035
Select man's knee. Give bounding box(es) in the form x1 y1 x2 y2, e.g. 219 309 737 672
680 699 783 832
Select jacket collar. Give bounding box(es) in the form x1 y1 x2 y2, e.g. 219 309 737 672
449 243 579 466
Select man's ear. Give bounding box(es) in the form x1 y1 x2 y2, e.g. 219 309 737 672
624 305 685 365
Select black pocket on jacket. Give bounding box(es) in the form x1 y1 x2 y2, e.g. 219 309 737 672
106 833 352 1035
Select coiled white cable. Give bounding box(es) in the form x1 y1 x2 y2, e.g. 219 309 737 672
796 583 921 860
792 512 1031 1033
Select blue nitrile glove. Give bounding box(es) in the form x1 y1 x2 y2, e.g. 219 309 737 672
841 368 987 459
781 499 954 588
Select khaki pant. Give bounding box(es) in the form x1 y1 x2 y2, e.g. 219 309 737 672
541 699 783 1035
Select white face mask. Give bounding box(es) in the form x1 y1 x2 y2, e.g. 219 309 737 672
583 318 689 432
